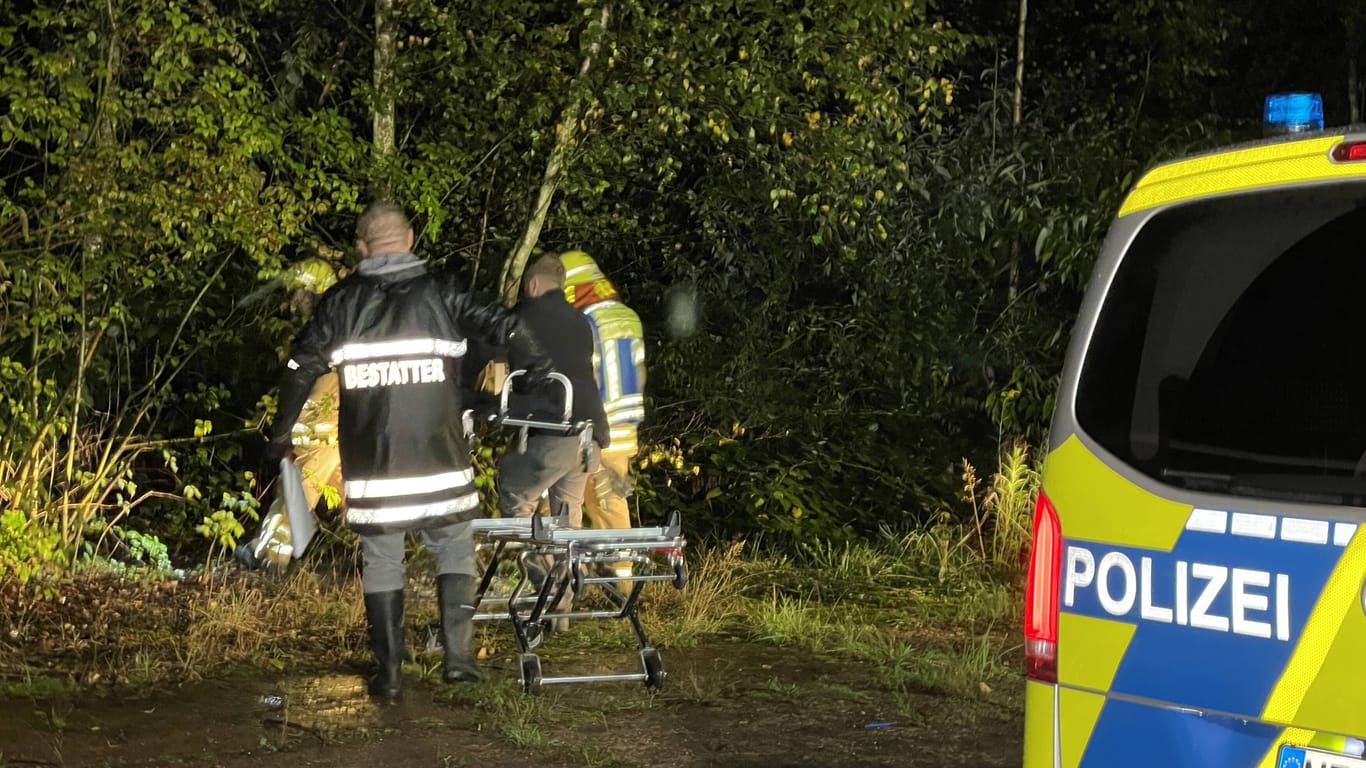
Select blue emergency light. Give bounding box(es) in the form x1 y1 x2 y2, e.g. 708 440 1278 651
1263 92 1324 135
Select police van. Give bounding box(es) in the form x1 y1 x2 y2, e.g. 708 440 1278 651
1024 94 1366 767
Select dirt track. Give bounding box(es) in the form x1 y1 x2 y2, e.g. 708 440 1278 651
0 641 1024 767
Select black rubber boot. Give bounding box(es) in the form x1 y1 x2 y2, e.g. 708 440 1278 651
232 543 260 571
363 589 404 700
437 574 482 683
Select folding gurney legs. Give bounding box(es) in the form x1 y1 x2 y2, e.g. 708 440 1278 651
469 511 688 694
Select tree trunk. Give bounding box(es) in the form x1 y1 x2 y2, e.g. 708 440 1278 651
67 0 124 549
1352 57 1361 125
498 3 613 306
1013 0 1028 128
1349 5 1362 124
1008 0 1028 302
373 0 397 163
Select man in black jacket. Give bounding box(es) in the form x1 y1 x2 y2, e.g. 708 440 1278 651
265 201 554 699
497 253 611 527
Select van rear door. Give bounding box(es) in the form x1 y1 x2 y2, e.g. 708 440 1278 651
1058 179 1366 742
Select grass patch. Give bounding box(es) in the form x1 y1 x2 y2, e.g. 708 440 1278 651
659 659 744 705
0 568 371 690
836 626 1014 695
639 540 752 646
1 442 1035 706
0 673 78 699
434 677 563 750
571 745 633 768
657 515 1028 698
0 533 1022 702
760 675 802 701
748 592 835 651
481 681 557 749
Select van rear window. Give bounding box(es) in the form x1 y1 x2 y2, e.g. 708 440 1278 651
1076 182 1366 505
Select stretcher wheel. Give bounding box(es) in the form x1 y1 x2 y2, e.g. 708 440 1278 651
520 653 543 695
524 621 544 651
672 561 688 590
641 648 665 690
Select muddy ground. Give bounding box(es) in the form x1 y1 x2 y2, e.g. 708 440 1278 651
0 639 1024 767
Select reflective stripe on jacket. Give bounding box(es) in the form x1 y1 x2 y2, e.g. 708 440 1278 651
583 301 645 437
269 252 548 534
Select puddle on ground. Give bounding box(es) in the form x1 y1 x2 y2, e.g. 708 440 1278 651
0 643 1025 768
262 673 388 732
0 671 430 765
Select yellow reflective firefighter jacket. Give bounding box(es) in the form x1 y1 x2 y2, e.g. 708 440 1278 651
560 251 646 453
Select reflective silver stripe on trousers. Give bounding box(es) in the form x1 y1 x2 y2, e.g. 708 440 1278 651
344 468 476 500
605 393 644 412
608 424 639 441
329 338 467 365
346 493 481 527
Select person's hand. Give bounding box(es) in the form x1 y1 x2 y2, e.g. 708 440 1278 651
594 425 611 451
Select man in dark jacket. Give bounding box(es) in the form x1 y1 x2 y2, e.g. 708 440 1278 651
265 201 553 699
497 253 611 527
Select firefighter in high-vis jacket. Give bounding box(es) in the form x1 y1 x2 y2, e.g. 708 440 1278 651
235 257 344 570
559 251 646 578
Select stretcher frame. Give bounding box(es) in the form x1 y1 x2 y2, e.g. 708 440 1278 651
450 369 687 693
469 511 688 694
497 370 597 459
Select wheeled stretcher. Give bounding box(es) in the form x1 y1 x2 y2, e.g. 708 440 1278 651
465 369 688 694
470 512 687 694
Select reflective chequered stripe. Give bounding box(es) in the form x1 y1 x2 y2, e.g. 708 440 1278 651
346 493 480 527
344 468 475 500
328 337 466 365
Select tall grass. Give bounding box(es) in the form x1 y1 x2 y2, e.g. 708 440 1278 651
478 681 558 749
641 540 754 646
960 439 1038 578
720 529 1018 696
750 592 835 651
697 441 1038 695
1 568 370 690
180 570 365 673
4 442 1041 702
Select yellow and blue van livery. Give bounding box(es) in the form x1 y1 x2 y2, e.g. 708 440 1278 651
1025 110 1366 767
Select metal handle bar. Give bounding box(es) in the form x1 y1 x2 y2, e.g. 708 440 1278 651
500 369 574 423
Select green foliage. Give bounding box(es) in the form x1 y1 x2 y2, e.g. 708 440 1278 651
84 525 178 577
0 0 1307 586
957 440 1038 580
636 425 908 546
195 502 249 550
118 528 172 574
0 509 65 589
655 531 1018 695
0 0 354 579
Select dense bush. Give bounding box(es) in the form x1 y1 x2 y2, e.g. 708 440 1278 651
1 0 1312 579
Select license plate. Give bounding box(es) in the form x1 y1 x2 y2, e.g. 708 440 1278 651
1279 745 1366 768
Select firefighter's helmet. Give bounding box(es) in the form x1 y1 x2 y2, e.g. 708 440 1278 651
560 250 605 284
559 250 618 307
286 257 338 295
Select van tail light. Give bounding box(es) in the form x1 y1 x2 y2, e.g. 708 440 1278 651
1331 141 1366 162
1024 489 1062 682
